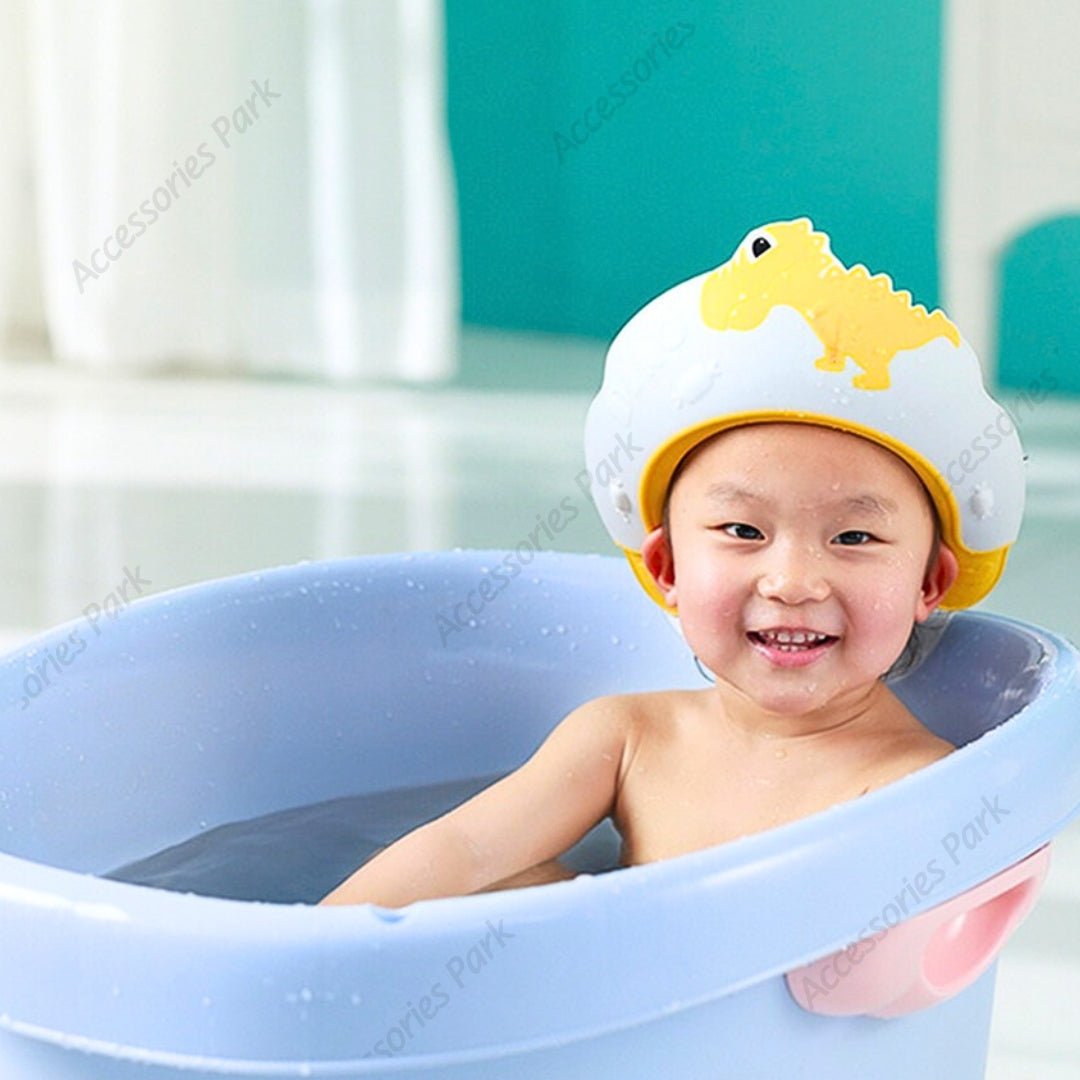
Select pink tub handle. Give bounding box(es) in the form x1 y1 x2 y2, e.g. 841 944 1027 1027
786 844 1051 1018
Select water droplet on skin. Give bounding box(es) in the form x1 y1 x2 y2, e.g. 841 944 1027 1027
774 748 787 760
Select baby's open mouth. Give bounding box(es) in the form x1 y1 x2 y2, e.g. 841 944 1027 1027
747 629 839 653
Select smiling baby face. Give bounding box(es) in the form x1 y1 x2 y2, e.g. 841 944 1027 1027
641 423 959 719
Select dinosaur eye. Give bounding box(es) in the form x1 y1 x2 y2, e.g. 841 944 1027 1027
750 235 772 259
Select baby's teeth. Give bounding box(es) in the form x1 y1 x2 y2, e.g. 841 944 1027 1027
761 630 827 645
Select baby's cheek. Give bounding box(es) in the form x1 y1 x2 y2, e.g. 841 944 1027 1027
684 558 738 613
852 585 912 649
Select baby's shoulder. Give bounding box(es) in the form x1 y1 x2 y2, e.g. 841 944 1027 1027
863 718 955 793
580 689 704 751
897 728 955 769
583 688 697 722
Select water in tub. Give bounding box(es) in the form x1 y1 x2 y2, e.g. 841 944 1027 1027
103 775 624 903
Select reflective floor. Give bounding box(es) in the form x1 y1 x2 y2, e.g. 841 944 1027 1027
1 334 1078 1077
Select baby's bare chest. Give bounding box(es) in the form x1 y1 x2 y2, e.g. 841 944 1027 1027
613 717 873 864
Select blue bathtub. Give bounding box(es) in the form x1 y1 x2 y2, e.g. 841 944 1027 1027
1 550 1078 1079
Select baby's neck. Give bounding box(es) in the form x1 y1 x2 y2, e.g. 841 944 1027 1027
707 679 894 748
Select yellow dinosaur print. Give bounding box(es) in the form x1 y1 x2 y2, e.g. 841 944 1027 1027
699 217 960 390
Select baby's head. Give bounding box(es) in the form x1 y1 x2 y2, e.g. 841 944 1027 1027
584 217 1025 692
642 421 959 698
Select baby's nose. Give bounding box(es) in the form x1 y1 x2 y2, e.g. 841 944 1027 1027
755 543 830 604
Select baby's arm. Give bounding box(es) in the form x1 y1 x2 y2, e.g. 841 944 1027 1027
317 695 630 907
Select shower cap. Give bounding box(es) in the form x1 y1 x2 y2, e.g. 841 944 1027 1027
584 217 1025 612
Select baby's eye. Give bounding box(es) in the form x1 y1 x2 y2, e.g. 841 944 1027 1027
720 522 764 540
833 530 876 546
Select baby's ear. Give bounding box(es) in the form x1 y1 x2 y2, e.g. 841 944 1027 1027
641 526 678 608
916 543 960 621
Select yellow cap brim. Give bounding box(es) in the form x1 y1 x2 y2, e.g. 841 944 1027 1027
625 411 1012 613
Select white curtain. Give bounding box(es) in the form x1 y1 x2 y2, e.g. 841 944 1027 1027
0 0 458 382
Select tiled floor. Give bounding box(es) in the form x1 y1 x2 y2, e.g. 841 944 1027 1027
1 335 1078 1076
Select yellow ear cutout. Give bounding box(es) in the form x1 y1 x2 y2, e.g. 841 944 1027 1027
623 547 678 614
937 545 1011 611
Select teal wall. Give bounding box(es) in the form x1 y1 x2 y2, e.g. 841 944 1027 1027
999 217 1080 396
445 1 945 349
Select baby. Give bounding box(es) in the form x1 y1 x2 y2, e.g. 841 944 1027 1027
319 218 1024 908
